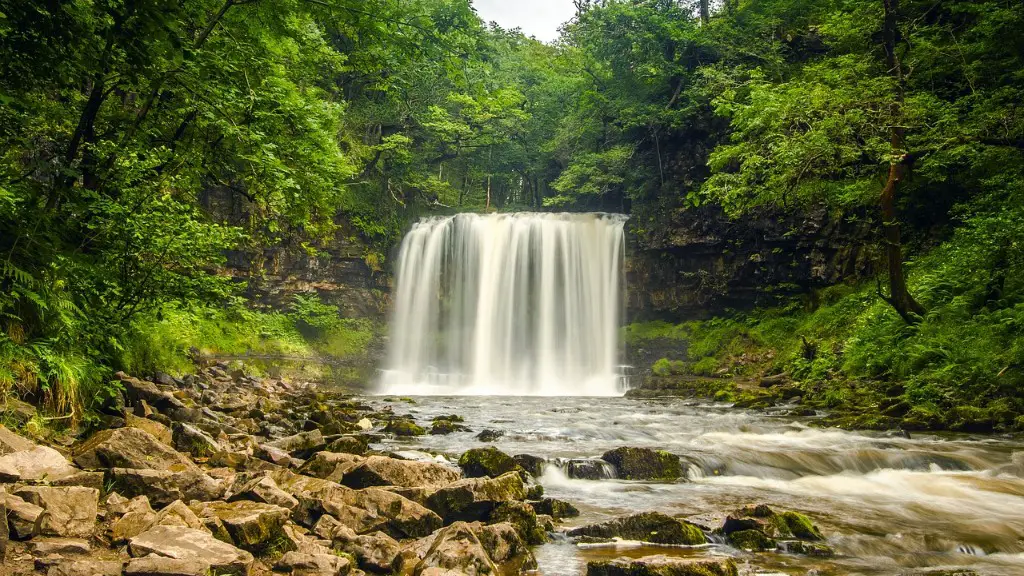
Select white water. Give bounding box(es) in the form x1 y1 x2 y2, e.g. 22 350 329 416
378 212 627 396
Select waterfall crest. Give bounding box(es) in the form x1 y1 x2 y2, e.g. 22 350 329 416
379 212 627 396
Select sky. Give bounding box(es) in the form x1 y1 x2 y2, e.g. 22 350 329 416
472 0 578 43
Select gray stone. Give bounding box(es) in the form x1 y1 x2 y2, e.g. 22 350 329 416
412 521 497 576
45 560 124 576
125 414 174 446
124 555 212 576
340 455 461 491
28 537 92 555
0 445 79 482
5 491 43 538
172 422 222 457
275 551 351 576
228 474 299 510
0 423 35 454
265 430 325 457
15 486 99 537
74 428 196 471
190 500 291 551
110 467 225 506
129 525 254 576
424 471 526 523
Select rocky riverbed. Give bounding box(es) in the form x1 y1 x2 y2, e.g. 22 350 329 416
1 367 1020 576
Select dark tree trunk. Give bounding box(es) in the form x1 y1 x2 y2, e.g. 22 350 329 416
700 0 710 24
879 0 925 323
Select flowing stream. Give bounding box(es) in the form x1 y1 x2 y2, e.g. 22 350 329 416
379 212 627 396
374 396 1024 576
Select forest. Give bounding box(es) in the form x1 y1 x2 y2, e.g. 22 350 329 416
1 0 1022 431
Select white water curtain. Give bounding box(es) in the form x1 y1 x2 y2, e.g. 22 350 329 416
379 212 626 396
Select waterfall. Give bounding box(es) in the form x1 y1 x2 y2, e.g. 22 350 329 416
378 212 627 396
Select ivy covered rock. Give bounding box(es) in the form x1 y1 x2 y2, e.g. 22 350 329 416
586 555 738 576
458 446 519 478
601 447 683 481
568 512 706 545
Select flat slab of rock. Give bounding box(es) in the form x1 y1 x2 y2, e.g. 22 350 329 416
28 537 91 555
341 455 461 491
586 555 738 576
0 445 79 482
5 491 44 538
74 428 196 471
275 551 352 576
46 560 124 576
110 467 225 506
567 512 706 545
191 500 291 551
124 555 212 576
126 414 174 446
0 424 35 454
129 525 254 576
15 486 99 537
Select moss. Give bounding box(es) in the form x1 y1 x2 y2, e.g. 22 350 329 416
777 511 823 540
691 356 718 376
430 419 468 435
728 529 777 551
782 540 835 557
458 446 519 478
569 512 706 545
490 501 547 545
601 447 683 481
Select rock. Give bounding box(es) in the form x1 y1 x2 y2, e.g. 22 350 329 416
458 447 518 478
190 500 292 552
529 497 579 520
5 492 43 538
728 529 776 551
28 537 91 555
229 475 299 510
474 521 536 571
412 521 498 576
0 424 34 456
340 455 461 491
274 470 442 538
430 420 468 435
567 512 706 545
586 555 738 576
124 556 212 576
275 551 351 576
15 486 99 537
601 447 683 481
110 467 225 506
565 458 613 480
45 560 124 576
105 492 133 516
116 372 187 414
384 418 425 437
0 445 79 482
74 428 196 471
125 414 174 446
0 488 7 560
255 443 302 468
50 469 105 490
475 429 503 442
720 504 823 541
356 418 373 431
266 430 325 458
325 435 369 455
335 529 401 573
129 525 255 576
489 501 546 545
299 452 365 482
779 540 835 557
112 497 158 542
171 422 222 457
425 471 527 523
512 454 545 478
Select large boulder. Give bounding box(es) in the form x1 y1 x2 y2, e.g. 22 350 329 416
116 372 187 415
586 555 738 576
567 512 706 545
228 474 299 510
109 467 225 506
172 422 222 457
512 454 545 478
600 447 683 481
720 504 824 552
425 471 526 523
14 486 99 537
274 470 442 539
113 499 205 542
74 428 196 471
125 414 174 446
340 456 461 491
0 445 79 482
128 525 255 576
489 501 546 545
274 551 351 576
564 458 613 480
333 527 401 573
458 447 518 478
411 522 498 576
191 500 292 553
45 560 125 576
529 498 579 520
124 556 212 576
265 430 325 458
298 452 364 482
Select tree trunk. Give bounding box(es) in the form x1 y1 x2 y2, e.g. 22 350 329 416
700 0 710 24
879 0 925 323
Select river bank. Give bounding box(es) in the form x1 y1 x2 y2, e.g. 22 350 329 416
2 364 1022 576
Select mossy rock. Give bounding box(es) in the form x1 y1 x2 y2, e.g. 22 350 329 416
525 483 544 500
901 406 947 431
781 540 835 557
567 511 706 545
529 498 579 520
489 501 546 545
432 414 464 423
430 419 469 435
601 447 683 481
729 529 776 551
384 418 425 436
776 511 823 540
723 504 824 544
512 454 545 477
459 446 519 478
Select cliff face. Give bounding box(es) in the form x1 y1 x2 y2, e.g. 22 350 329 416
626 204 875 321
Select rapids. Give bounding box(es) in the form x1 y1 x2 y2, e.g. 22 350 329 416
373 395 1024 576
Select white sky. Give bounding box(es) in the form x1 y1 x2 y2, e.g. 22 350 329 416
472 0 578 43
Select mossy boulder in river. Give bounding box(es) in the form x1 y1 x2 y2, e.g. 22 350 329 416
721 504 829 555
728 529 776 551
458 446 519 478
425 471 527 523
567 511 706 545
384 418 426 436
601 447 683 481
587 555 738 576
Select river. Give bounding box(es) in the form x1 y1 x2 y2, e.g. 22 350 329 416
369 395 1024 576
